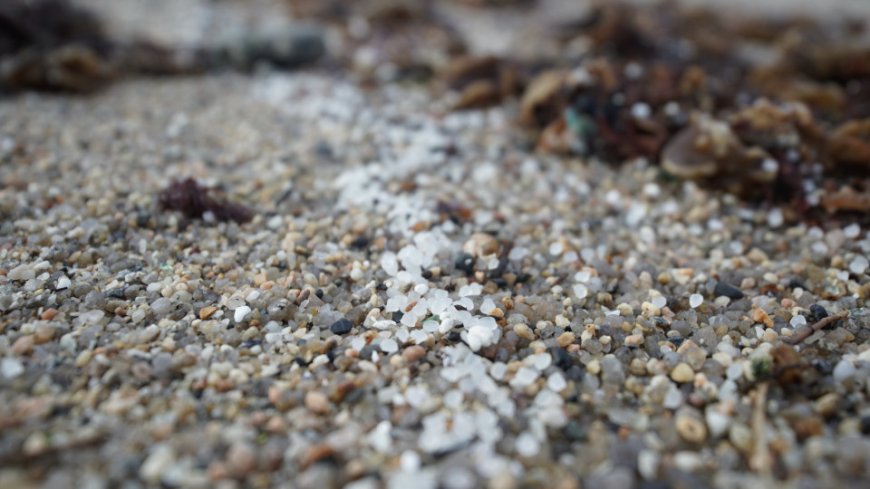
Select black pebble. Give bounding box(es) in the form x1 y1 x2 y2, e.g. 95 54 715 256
391 311 404 322
107 288 126 299
550 346 574 370
809 304 828 322
714 281 744 300
358 345 375 361
315 288 324 299
788 278 809 290
350 235 370 249
454 252 475 275
330 318 353 335
564 421 588 441
566 365 585 382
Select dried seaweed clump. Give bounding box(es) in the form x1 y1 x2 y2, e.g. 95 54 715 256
158 178 253 224
513 1 870 214
0 0 115 92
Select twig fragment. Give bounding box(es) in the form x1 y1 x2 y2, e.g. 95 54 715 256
785 311 849 345
750 382 771 476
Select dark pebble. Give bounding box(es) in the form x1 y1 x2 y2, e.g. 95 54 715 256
350 235 369 249
713 281 744 300
550 346 574 370
454 252 475 275
564 421 588 441
391 311 404 322
788 278 809 290
330 318 353 335
566 365 585 382
358 345 376 361
106 287 126 299
813 359 834 376
809 304 828 323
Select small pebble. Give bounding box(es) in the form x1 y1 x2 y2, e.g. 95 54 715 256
676 411 708 443
11 335 35 355
625 334 644 347
331 318 354 335
833 359 856 382
1 358 24 378
305 391 330 414
199 306 218 320
380 338 398 354
849 256 868 275
40 308 59 320
234 305 252 322
556 332 575 348
402 345 426 363
670 363 694 384
789 315 807 328
515 432 540 457
713 282 744 300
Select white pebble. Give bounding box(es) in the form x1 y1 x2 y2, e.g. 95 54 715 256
631 102 652 119
234 305 252 322
689 294 703 309
367 421 393 453
466 325 494 351
400 451 421 472
380 338 398 354
843 224 861 239
651 295 667 309
381 252 399 276
547 372 567 392
490 362 507 380
530 353 552 371
510 367 538 388
833 359 856 382
849 255 868 275
789 315 807 328
508 247 528 260
643 182 661 198
458 284 483 297
140 444 175 483
515 432 540 457
638 450 659 480
56 275 71 290
573 284 588 300
1 358 24 378
480 298 497 315
767 208 784 228
705 410 730 438
7 264 35 281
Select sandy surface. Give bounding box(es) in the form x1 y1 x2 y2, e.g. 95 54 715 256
2 1 870 489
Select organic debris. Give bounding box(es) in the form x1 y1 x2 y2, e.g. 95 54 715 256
158 178 253 224
0 0 324 94
503 1 870 215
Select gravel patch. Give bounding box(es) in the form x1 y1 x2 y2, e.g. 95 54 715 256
1 16 870 489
